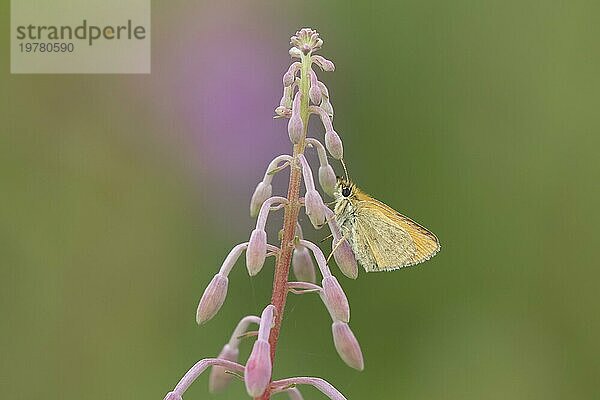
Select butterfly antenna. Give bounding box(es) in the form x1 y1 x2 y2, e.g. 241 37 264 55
341 158 349 181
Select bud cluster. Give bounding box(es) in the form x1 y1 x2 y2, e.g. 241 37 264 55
163 28 363 400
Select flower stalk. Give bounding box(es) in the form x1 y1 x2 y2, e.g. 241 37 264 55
164 28 362 400
262 48 313 400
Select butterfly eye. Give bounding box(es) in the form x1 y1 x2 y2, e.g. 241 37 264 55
342 187 351 197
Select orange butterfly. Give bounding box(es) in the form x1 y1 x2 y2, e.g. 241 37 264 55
333 177 440 272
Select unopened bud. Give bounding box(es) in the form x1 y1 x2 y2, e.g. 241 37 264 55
196 274 229 325
280 85 293 109
332 238 358 279
321 98 334 119
250 181 272 218
292 246 317 283
304 190 326 228
312 55 335 72
326 210 358 279
310 85 322 105
246 229 268 276
289 47 302 58
321 276 350 322
275 106 292 118
288 114 303 144
283 62 301 87
325 130 343 160
332 321 364 371
318 164 337 196
288 92 303 143
309 70 322 104
245 339 272 397
317 81 330 98
208 344 239 393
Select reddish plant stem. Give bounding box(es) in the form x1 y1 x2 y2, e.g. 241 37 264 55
257 157 302 400
257 54 311 400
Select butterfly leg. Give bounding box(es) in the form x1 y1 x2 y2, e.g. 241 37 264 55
320 233 333 243
326 231 351 264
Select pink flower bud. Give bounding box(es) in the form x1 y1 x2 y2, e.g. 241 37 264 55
274 105 291 118
196 274 228 325
312 55 335 72
283 73 294 87
318 164 337 196
310 84 322 105
304 190 326 228
283 62 301 87
163 392 182 400
309 106 343 159
288 114 303 144
250 181 272 218
246 229 267 276
208 344 239 393
321 98 334 119
325 130 343 160
288 91 304 143
280 85 293 108
289 47 302 58
258 304 276 340
292 246 317 283
332 321 364 371
321 276 350 322
309 70 322 104
244 339 272 397
291 28 323 54
325 208 358 279
317 81 330 98
332 238 358 279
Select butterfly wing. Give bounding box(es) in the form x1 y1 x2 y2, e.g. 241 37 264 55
356 197 440 271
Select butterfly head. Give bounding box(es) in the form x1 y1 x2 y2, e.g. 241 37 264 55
334 177 356 200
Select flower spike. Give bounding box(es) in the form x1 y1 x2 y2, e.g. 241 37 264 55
166 29 365 400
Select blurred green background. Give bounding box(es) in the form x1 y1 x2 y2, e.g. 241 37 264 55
2 1 599 399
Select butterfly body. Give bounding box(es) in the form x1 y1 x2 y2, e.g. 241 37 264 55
333 178 440 272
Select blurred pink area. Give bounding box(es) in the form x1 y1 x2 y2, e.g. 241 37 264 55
137 2 295 227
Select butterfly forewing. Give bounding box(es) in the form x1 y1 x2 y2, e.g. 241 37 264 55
354 193 440 271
